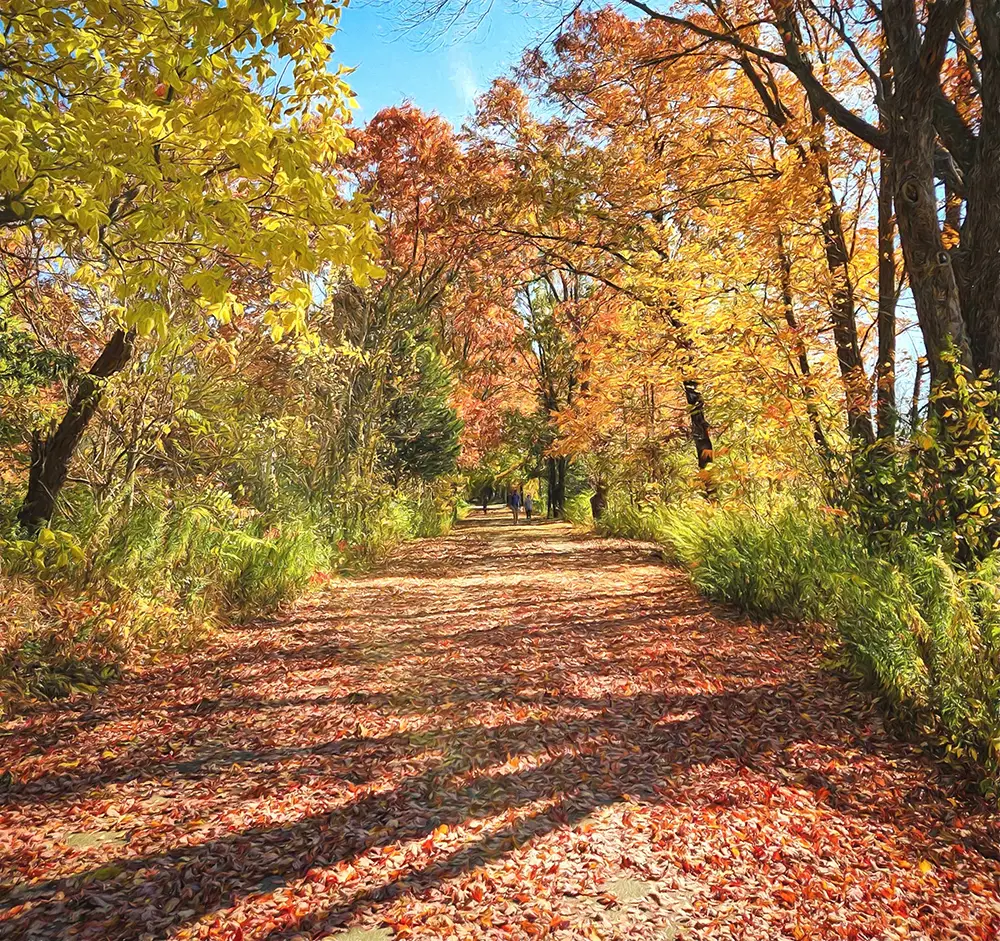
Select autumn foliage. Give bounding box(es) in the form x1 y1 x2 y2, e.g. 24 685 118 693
4 0 1000 935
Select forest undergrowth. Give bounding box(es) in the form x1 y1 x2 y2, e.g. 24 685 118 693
595 497 1000 795
0 483 457 716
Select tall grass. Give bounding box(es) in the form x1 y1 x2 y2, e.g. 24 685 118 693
58 485 335 616
390 483 458 539
598 497 1000 791
0 477 457 715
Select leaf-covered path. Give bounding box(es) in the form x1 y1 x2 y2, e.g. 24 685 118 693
3 519 1000 940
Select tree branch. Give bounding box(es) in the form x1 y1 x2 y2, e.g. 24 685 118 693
621 0 886 150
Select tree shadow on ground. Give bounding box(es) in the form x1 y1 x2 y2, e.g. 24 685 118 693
5 667 998 939
2 524 998 940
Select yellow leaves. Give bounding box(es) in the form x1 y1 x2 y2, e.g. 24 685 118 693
0 115 33 188
265 280 315 342
4 0 380 346
227 138 275 177
124 299 168 339
254 7 281 37
2 528 85 574
270 280 313 312
350 254 386 288
184 269 231 306
203 295 243 326
37 528 57 548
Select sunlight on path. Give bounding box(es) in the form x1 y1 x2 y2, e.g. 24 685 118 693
2 521 999 939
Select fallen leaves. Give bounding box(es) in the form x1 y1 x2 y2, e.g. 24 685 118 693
1 519 999 939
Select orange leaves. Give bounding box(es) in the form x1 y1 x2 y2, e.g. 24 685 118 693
477 78 533 130
447 3 896 484
3 524 1000 939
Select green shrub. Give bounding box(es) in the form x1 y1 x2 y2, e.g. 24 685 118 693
599 496 1000 792
222 522 332 616
564 491 594 526
849 358 1000 562
397 484 457 538
596 497 690 547
0 472 458 713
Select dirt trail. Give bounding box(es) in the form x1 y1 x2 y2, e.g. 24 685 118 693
2 518 999 940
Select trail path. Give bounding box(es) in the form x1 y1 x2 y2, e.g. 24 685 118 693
3 518 999 940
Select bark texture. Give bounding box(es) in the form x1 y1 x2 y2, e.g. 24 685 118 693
877 145 898 439
19 329 136 534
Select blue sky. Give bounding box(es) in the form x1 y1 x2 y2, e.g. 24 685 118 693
333 1 566 127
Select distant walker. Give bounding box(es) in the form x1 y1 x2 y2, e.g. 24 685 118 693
509 489 522 525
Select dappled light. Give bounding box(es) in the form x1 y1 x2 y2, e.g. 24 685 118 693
5 0 1000 936
3 523 998 939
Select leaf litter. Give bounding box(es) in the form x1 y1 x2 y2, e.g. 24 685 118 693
1 517 999 939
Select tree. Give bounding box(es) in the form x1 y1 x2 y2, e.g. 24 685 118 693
381 342 464 485
528 7 886 449
614 0 990 392
457 18 870 498
1 0 382 531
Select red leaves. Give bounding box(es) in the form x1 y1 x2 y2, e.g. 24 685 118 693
2 521 999 939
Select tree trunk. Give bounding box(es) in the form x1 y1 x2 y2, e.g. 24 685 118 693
590 483 607 521
876 139 898 439
735 13 875 446
882 0 973 385
18 329 135 534
546 455 566 518
558 457 567 516
657 303 715 477
682 378 714 498
910 356 926 428
960 0 1000 375
813 143 876 446
776 227 832 456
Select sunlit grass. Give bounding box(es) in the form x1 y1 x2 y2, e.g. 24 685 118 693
598 497 1000 792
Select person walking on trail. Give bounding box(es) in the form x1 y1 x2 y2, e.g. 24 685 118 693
482 491 489 514
509 489 522 525
524 493 533 522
